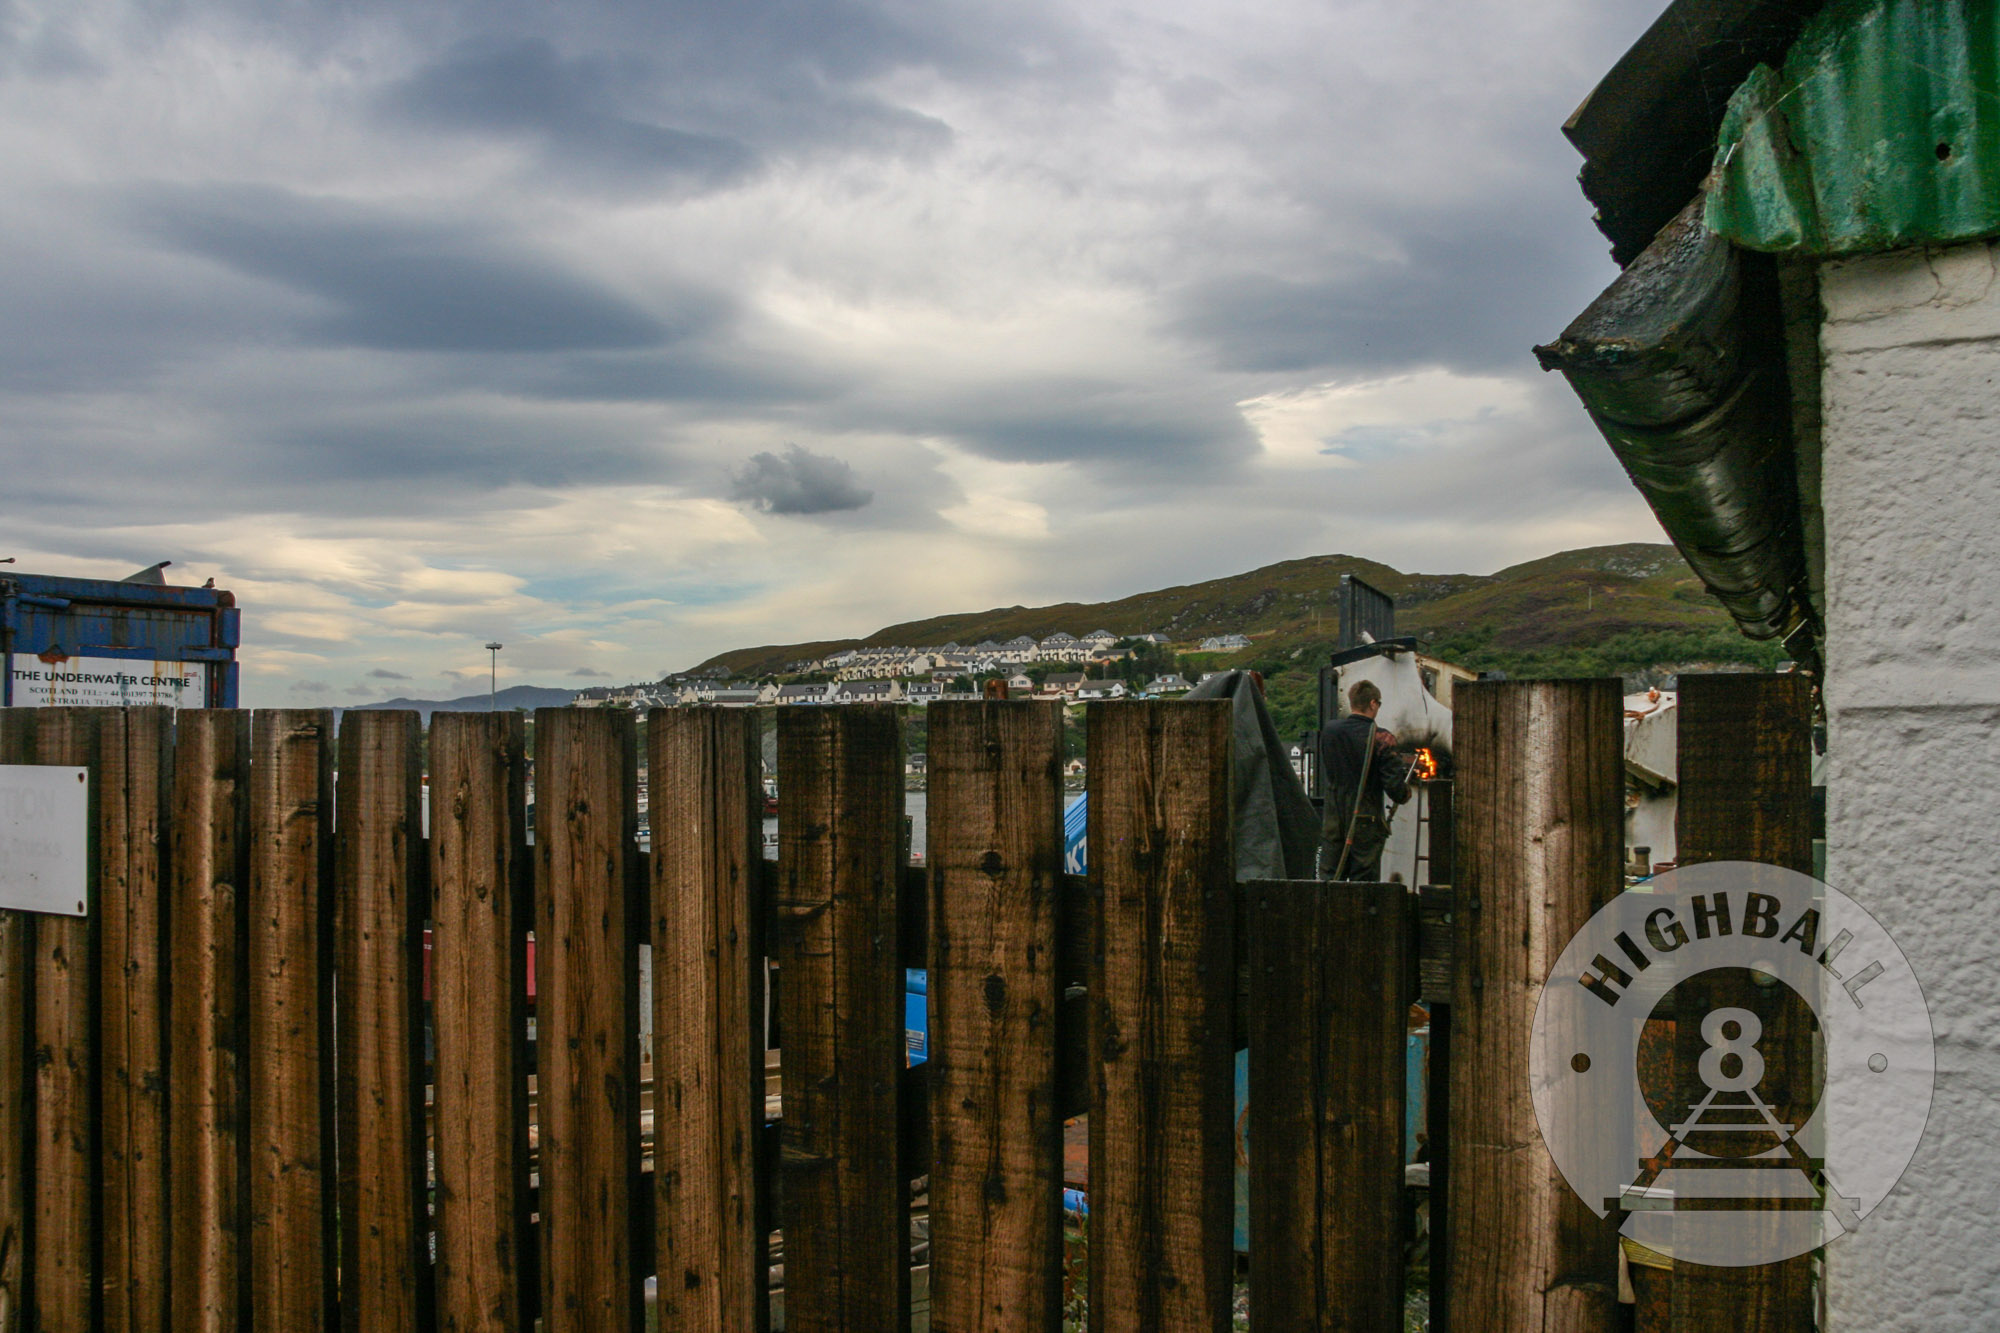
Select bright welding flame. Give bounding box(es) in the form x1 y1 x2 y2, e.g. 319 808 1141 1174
1411 747 1438 781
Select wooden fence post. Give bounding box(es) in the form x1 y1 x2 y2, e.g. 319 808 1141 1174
1248 879 1409 1330
926 700 1066 1333
535 708 644 1331
32 709 102 1330
0 710 35 1333
1449 680 1623 1330
649 708 767 1333
248 710 336 1332
168 709 252 1332
1668 673 1815 1333
334 710 430 1332
1086 699 1235 1333
97 707 174 1333
774 705 907 1333
429 713 533 1332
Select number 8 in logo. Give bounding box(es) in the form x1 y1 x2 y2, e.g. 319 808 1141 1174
1698 1006 1766 1092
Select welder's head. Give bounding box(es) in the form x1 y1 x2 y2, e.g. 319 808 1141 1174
1347 679 1382 715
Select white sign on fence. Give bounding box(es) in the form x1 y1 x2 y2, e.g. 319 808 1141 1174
0 765 89 916
7 654 205 708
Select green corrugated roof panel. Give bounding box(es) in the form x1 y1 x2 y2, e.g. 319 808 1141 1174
1708 0 2000 254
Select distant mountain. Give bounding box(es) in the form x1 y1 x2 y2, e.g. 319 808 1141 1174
350 684 579 721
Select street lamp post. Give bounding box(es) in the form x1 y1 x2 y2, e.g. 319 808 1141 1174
485 642 503 711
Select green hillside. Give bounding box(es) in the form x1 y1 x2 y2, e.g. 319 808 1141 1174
687 542 1781 736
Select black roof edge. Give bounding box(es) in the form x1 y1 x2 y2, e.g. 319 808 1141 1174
1566 0 1830 266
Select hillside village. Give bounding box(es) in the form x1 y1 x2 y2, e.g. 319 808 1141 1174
543 543 1781 741
572 627 1245 709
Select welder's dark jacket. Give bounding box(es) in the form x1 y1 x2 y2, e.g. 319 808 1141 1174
1317 712 1410 827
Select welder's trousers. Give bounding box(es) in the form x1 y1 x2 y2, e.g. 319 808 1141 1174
1318 809 1388 882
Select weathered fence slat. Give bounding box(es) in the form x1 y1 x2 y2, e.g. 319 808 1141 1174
1448 680 1623 1331
168 709 251 1332
0 710 35 1333
429 712 533 1332
98 707 173 1333
927 701 1065 1333
334 710 430 1331
248 709 336 1331
535 707 643 1331
1249 878 1409 1331
775 705 908 1333
1086 699 1235 1333
650 708 767 1333
33 709 101 1330
1668 674 1815 1333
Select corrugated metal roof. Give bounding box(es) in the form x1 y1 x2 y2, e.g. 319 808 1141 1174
1708 0 2000 254
1565 0 1829 265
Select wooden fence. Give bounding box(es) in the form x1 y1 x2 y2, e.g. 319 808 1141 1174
0 678 1813 1331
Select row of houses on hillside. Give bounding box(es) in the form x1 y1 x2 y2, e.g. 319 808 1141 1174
817 628 1177 675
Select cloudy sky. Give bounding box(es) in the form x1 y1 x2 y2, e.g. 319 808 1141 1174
1 0 1670 705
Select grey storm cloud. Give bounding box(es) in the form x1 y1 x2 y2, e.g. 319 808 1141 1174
368 668 411 680
128 185 701 353
1167 197 1622 380
729 445 874 515
383 38 760 196
569 666 609 677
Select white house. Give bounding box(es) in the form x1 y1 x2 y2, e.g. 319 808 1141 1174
1198 633 1251 653
1076 679 1127 700
1147 674 1193 694
833 680 901 703
903 682 943 706
1540 4 2000 1321
776 682 832 705
1038 632 1091 663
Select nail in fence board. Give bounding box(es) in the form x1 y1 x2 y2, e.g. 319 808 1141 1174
1449 680 1623 1331
247 710 336 1331
1248 878 1408 1330
649 708 767 1333
33 709 101 1330
429 713 532 1332
774 705 908 1333
1086 699 1235 1333
0 710 35 1333
168 710 252 1331
926 701 1065 1332
87 709 171 1332
334 711 430 1331
535 708 644 1331
1668 674 1815 1333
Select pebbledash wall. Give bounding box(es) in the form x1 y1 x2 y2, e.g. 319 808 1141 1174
1818 240 2000 1329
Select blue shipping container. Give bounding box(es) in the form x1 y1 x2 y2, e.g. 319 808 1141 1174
2 570 238 708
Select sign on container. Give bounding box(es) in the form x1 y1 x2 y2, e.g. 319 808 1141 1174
7 655 207 709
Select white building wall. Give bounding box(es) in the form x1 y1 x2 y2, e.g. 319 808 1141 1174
1819 240 2000 1331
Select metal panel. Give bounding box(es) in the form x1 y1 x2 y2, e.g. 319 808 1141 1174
1337 573 1394 650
